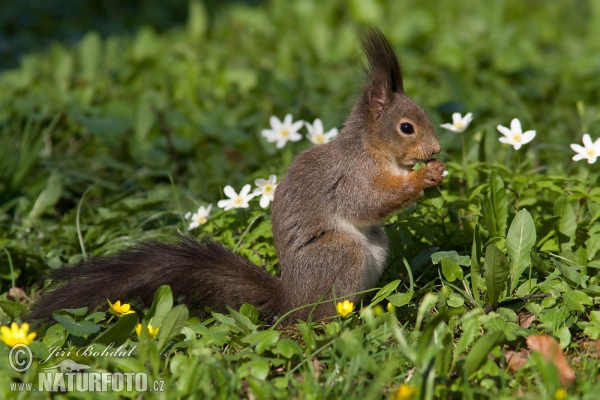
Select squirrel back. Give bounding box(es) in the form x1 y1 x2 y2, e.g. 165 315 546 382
28 29 444 325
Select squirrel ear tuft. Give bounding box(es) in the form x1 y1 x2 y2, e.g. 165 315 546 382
361 29 403 120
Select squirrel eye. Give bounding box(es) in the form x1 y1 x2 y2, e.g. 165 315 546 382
400 122 414 134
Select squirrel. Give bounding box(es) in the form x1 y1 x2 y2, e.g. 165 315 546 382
27 29 444 325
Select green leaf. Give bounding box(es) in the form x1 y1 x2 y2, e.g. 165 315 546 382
424 187 444 209
242 330 280 355
386 291 413 307
552 259 589 288
94 313 139 346
157 304 189 351
441 257 463 282
52 311 100 338
370 280 400 306
490 171 508 238
240 303 259 324
507 209 536 292
144 285 173 327
0 300 27 319
275 338 302 359
431 250 471 266
471 224 483 303
463 331 505 377
28 172 62 221
42 324 67 348
562 289 593 312
483 244 509 310
554 195 577 249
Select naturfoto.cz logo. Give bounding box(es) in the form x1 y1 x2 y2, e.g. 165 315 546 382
8 344 165 393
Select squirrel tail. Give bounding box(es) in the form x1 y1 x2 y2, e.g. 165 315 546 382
27 236 283 324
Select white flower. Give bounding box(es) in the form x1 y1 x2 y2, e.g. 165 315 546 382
185 204 212 230
253 175 277 208
217 184 256 211
442 170 449 177
305 118 339 144
440 112 473 133
496 118 536 150
571 134 600 164
261 114 304 149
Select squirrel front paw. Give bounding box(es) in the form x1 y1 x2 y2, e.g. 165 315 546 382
419 159 445 188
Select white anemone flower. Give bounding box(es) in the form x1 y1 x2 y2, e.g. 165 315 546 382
496 118 536 150
185 204 212 230
253 175 278 208
571 134 600 164
305 119 339 144
261 114 304 149
440 112 473 133
217 185 256 211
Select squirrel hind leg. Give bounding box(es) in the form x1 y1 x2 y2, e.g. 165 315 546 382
281 229 378 323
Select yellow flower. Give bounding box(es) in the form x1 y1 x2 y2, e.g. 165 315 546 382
107 299 135 317
336 300 355 318
0 322 36 347
135 323 159 339
394 383 418 400
387 303 395 312
555 388 568 400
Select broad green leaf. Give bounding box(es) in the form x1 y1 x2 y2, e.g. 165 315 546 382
562 289 593 312
431 251 471 266
386 291 413 307
483 244 509 310
370 280 400 306
424 187 444 209
554 195 577 249
242 330 280 354
94 313 139 346
552 259 589 288
157 305 189 351
490 171 508 238
507 209 536 292
28 172 62 221
42 324 67 348
240 303 259 324
463 331 505 377
275 338 303 359
471 224 483 302
52 312 100 337
144 285 173 327
441 257 463 282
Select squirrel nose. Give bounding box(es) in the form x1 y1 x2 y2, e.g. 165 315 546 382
430 143 441 156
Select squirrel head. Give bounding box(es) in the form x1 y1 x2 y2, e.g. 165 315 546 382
356 30 441 169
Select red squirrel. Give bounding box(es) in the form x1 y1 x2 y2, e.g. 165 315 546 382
28 29 444 325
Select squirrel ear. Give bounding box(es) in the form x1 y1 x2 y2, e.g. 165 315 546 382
361 29 403 121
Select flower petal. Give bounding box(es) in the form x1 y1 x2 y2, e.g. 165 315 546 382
217 199 232 210
240 184 252 197
223 185 237 199
304 121 314 136
513 142 522 150
582 133 593 148
313 118 323 134
269 115 281 130
291 120 304 132
588 156 597 164
261 129 275 140
324 128 339 139
451 113 462 124
521 130 536 144
570 144 585 154
496 125 512 138
255 178 268 188
498 137 510 144
283 114 293 126
464 113 473 125
440 123 458 132
259 195 270 208
510 118 522 135
572 154 585 161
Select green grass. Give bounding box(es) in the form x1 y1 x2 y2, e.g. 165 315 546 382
1 0 600 398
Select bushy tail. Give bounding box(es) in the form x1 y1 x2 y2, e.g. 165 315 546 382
27 236 283 324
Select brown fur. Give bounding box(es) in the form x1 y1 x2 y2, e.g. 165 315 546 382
27 29 444 326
